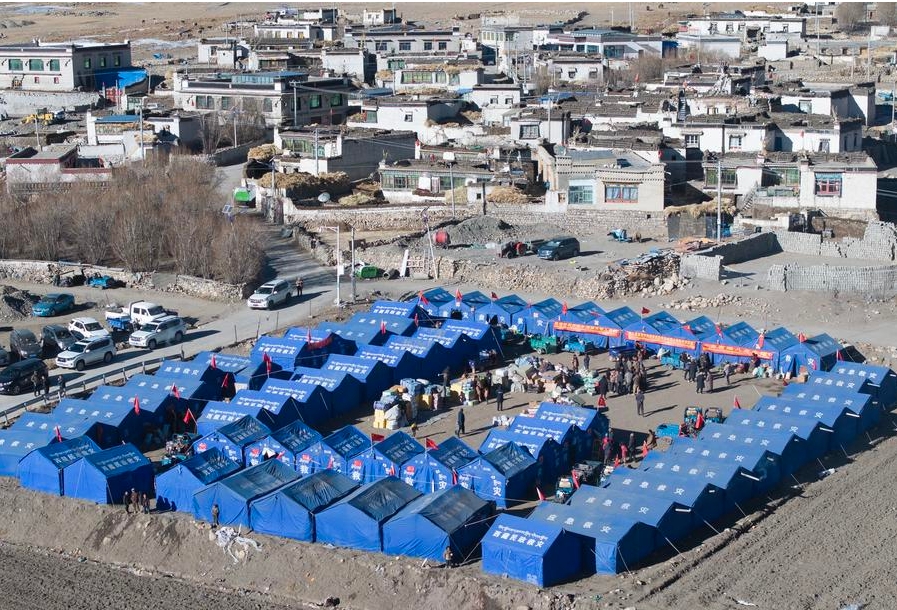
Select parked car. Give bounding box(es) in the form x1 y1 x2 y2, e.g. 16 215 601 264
69 317 111 340
0 358 48 394
31 293 75 317
537 236 581 261
10 329 42 360
41 324 77 356
87 275 124 289
56 336 116 371
247 280 292 310
105 301 175 332
128 315 186 349
0 345 10 367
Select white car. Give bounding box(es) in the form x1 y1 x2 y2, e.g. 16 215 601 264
247 280 292 310
128 315 186 349
56 336 116 370
69 317 111 340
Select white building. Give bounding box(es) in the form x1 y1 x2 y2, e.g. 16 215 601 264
0 40 134 92
344 26 465 56
392 64 483 93
362 8 399 27
676 34 742 60
680 12 806 40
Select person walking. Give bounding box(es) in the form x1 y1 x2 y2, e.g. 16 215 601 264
706 370 715 393
211 503 220 528
295 277 303 297
495 384 505 412
57 375 66 400
724 362 733 385
571 354 580 371
583 353 590 371
635 388 645 417
129 488 138 514
123 491 131 514
696 372 705 394
456 408 466 436
442 366 451 399
623 368 633 395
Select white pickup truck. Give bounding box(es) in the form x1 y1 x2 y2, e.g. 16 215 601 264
104 301 176 332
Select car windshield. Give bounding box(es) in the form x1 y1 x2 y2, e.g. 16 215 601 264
544 240 561 247
82 322 103 331
68 343 88 353
55 329 73 340
140 322 161 332
16 332 37 343
147 306 165 315
256 286 273 295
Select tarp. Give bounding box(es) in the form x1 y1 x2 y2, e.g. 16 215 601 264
781 333 841 374
436 290 492 320
382 485 494 561
259 378 332 426
781 384 878 432
508 415 587 464
830 362 897 408
154 447 241 512
664 435 782 495
459 441 538 509
355 344 419 384
528 500 657 575
569 484 693 545
354 431 424 484
319 425 369 475
192 416 272 466
623 311 699 356
54 398 146 446
315 476 422 552
349 312 417 337
156 359 225 399
752 395 857 453
603 467 727 525
441 320 503 355
639 452 756 509
248 470 359 542
12 412 120 448
726 407 830 462
17 435 100 495
403 436 478 493
0 430 53 477
757 327 798 373
482 513 582 587
533 401 609 439
192 458 299 527
515 298 563 335
699 421 807 476
63 443 153 504
323 354 393 402
243 420 324 473
384 335 451 381
413 327 476 361
474 294 527 327
480 428 564 483
291 367 363 416
700 321 763 365
368 300 428 320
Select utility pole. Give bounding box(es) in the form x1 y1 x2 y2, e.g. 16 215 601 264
449 161 456 218
291 81 298 126
717 156 723 243
350 226 356 303
815 2 820 56
139 96 146 166
866 29 872 80
232 108 238 148
313 127 319 176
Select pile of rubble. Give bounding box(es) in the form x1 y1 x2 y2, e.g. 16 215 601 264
667 293 743 311
596 251 684 299
0 286 40 321
442 216 518 246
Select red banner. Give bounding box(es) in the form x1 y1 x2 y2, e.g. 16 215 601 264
624 330 697 351
553 320 622 338
701 342 773 360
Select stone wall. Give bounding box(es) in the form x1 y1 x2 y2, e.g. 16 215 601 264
680 253 723 280
160 274 247 301
766 263 897 298
772 230 822 256
0 90 103 117
774 222 897 261
698 232 779 265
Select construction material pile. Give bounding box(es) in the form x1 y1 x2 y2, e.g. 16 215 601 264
443 216 517 246
257 171 351 198
487 186 529 204
0 286 40 321
595 251 683 299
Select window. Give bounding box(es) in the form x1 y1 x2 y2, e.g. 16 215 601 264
504 97 514 104
604 184 638 203
588 69 599 79
767 167 800 187
33 76 39 83
196 95 213 109
399 41 411 51
448 73 458 85
438 41 448 50
424 41 433 51
113 55 121 67
330 93 343 106
84 58 91 69
520 124 540 139
99 56 107 68
363 109 378 123
401 70 437 84
8 58 22 71
725 23 734 33
685 134 700 148
387 59 405 70
263 98 273 113
490 96 499 104
404 113 413 122
798 100 812 113
48 59 59 71
569 184 594 204
53 77 59 84
220 96 232 110
705 167 737 187
375 41 389 51
815 173 842 195
28 58 44 71
728 134 743 150
818 138 830 153
309 94 321 109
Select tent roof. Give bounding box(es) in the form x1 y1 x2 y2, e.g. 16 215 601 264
493 294 528 311
252 336 303 360
533 401 607 433
605 306 640 328
356 344 411 368
529 501 647 542
643 311 682 333
126 374 205 396
525 298 563 318
807 371 874 394
668 435 778 471
178 447 242 484
763 327 798 350
344 476 422 522
460 290 493 307
260 378 328 404
802 333 841 357
81 443 150 477
292 367 354 391
349 312 415 335
413 327 465 348
724 321 759 346
193 351 251 374
324 425 369 457
398 485 491 534
270 420 323 452
384 335 444 357
442 319 494 340
0 429 52 459
684 315 717 340
604 467 720 507
213 415 272 445
324 354 385 378
32 435 100 469
508 417 574 444
272 469 359 512
231 389 294 414
699 421 798 456
481 429 553 460
481 441 538 477
314 322 370 343
219 458 299 500
374 431 424 464
90 384 171 411
427 436 478 469
781 384 872 413
485 513 564 553
368 300 423 318
156 359 217 381
12 412 99 439
830 362 894 386
568 484 682 529
421 287 454 305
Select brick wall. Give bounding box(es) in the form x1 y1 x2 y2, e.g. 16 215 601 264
766 263 897 298
680 253 723 280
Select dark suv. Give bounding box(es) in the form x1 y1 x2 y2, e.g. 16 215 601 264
10 329 42 361
538 237 581 261
0 359 48 395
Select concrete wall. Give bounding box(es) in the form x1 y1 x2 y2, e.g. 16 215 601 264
680 253 723 280
0 90 103 117
772 229 821 255
697 231 779 264
767 263 897 298
210 143 255 166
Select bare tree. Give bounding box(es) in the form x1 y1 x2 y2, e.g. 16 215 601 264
212 218 265 284
199 112 226 154
879 2 897 26
836 3 866 32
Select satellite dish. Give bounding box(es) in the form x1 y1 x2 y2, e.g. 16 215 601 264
318 192 331 203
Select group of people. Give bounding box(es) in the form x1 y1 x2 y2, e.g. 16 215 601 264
680 353 718 394
123 488 150 515
31 370 65 399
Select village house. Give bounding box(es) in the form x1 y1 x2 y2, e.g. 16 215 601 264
196 38 249 68
344 25 466 56
389 61 484 93
321 48 375 83
467 84 522 126
679 12 806 40
4 144 112 194
772 81 876 126
544 28 675 60
378 158 496 203
345 95 470 145
505 106 571 148
82 111 202 162
0 40 139 93
362 8 400 27
534 54 605 84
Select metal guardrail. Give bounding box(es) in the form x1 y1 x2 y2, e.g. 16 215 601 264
0 354 182 427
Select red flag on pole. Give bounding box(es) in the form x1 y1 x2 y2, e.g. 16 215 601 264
642 441 649 459
455 288 462 302
734 396 741 409
276 451 285 460
221 371 231 388
327 454 335 469
306 327 312 343
54 425 62 442
388 464 396 476
571 470 580 489
597 395 607 408
682 324 692 333
183 408 195 425
171 384 180 399
380 320 387 335
641 307 650 316
836 349 843 361
451 469 458 485
798 332 807 343
562 301 568 315
756 333 765 349
133 396 140 415
413 313 419 326
262 351 272 375
715 323 722 336
490 291 498 301
418 290 430 306
536 487 545 502
210 353 217 369
811 359 818 370
425 438 439 451
371 433 385 443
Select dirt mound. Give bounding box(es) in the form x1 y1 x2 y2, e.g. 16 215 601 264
444 216 516 245
0 285 40 321
0 19 35 29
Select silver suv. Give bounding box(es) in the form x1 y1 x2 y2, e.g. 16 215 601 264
56 336 116 370
247 279 292 309
128 315 186 349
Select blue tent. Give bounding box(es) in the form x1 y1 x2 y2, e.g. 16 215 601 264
248 470 359 542
569 484 693 545
251 336 308 370
315 476 422 552
419 287 454 317
369 300 428 320
384 335 451 380
126 374 208 414
665 436 781 495
436 290 492 320
382 485 494 561
322 354 393 402
781 333 841 374
17 435 100 495
156 359 224 399
54 398 147 446
412 327 476 361
89 384 175 424
355 431 424 484
192 459 299 527
0 430 53 476
626 311 700 357
349 312 417 337
193 352 257 391
192 416 271 466
726 407 830 462
830 362 897 409
313 321 369 350
281 327 360 358
683 316 717 341
533 401 609 440
508 416 587 464
552 301 605 340
599 306 641 349
603 467 727 525
459 441 537 509
195 401 275 437
639 453 756 509
441 320 503 355
63 444 153 504
154 448 241 512
320 425 369 476
758 327 799 373
781 384 878 432
806 371 879 403
699 422 807 476
479 428 564 485
528 501 657 575
243 420 324 473
700 321 761 365
229 389 303 430
482 513 582 587
752 395 857 453
516 298 563 335
404 436 478 494
259 378 332 426
355 345 419 384
474 294 527 327
12 411 120 448
291 367 364 416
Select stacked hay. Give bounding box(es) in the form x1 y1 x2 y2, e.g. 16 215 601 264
257 172 351 198
247 144 280 162
488 186 529 204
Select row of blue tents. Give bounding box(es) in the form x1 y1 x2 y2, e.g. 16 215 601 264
481 361 894 587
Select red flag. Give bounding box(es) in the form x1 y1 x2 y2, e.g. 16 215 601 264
811 359 818 370
413 313 419 326
210 353 217 369
641 307 650 316
451 469 458 485
715 323 722 336
536 487 545 502
262 351 272 365
327 454 335 469
561 301 568 315
425 438 439 451
836 349 843 361
798 332 807 343
133 396 140 415
171 384 181 399
54 425 62 442
418 290 430 306
306 327 312 343
682 324 692 333
388 464 396 476
276 451 285 460
221 372 231 388
183 408 195 425
695 411 705 431
455 288 462 302
613 456 620 468
380 320 387 335
571 470 580 489
490 291 498 301
597 395 607 408
756 333 765 349
371 433 385 443
642 441 649 458
734 396 741 409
